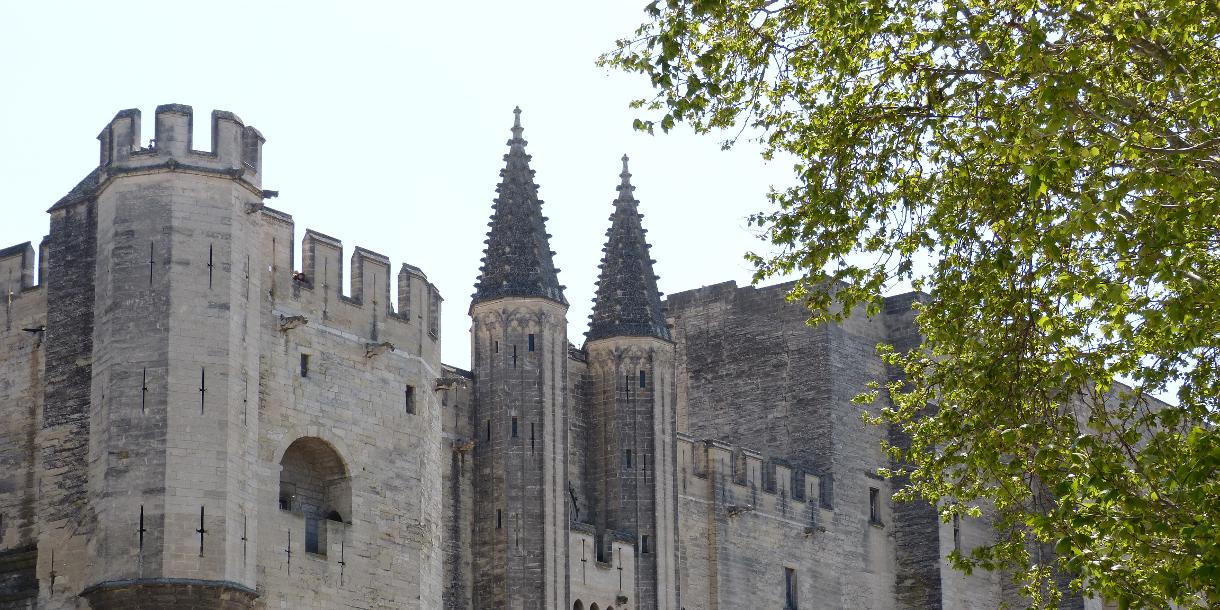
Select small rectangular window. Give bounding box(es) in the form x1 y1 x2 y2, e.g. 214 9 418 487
486 419 491 442
639 370 647 387
625 449 632 469
785 567 798 609
512 344 517 368
952 514 962 553
405 385 416 414
528 333 535 352
497 509 502 529
530 423 535 452
300 354 310 378
512 417 518 438
641 534 650 554
869 487 881 524
494 340 499 353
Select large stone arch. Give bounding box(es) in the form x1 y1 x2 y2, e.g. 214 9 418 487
278 436 351 554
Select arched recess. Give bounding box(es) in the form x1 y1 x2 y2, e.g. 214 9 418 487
573 601 584 610
590 604 599 610
279 436 352 554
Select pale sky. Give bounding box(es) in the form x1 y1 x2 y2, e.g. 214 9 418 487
0 1 794 367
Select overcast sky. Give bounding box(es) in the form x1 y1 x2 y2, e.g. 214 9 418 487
0 1 794 367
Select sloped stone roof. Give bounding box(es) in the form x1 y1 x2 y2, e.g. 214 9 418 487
472 108 567 307
586 156 670 342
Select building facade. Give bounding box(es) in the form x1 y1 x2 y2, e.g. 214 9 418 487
1 104 1029 609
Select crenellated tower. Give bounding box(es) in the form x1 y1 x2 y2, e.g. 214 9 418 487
41 105 267 609
469 108 571 609
582 157 680 610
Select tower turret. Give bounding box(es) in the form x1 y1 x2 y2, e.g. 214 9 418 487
469 109 571 609
580 156 680 610
42 105 266 609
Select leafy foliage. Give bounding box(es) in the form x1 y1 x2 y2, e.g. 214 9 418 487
601 0 1220 606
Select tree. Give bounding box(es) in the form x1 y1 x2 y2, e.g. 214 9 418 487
601 0 1220 607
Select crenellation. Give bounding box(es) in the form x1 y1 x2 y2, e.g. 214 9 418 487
5 104 1044 609
0 242 37 297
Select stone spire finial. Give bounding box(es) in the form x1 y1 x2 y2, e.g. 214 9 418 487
511 106 524 141
472 108 567 307
586 157 670 342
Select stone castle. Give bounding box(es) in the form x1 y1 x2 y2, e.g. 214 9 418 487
0 104 1012 609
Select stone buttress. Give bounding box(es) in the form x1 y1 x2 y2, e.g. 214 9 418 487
469 108 571 609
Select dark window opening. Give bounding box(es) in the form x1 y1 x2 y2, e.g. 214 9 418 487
625 449 632 469
497 509 502 529
486 419 491 442
625 373 631 389
819 475 834 509
405 385 416 414
952 514 961 553
869 487 882 524
300 354 310 378
305 516 322 554
530 423 535 452
512 344 517 367
495 340 499 353
528 333 535 351
512 417 518 438
639 370 647 388
785 567 798 609
642 454 647 473
641 534 650 554
327 510 343 523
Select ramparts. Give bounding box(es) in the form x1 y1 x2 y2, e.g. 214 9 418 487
259 206 442 362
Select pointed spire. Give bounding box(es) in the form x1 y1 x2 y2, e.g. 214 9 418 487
472 108 567 307
586 155 671 342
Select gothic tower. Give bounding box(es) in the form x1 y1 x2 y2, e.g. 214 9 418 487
583 157 680 610
40 105 265 609
470 108 571 609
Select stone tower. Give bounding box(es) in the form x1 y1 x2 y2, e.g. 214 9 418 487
41 105 265 609
583 157 680 610
469 108 571 609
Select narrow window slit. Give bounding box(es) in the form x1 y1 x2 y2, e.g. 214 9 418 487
137 506 146 550
196 506 207 556
405 385 416 414
511 417 518 438
528 333 535 352
300 354 310 378
199 367 207 414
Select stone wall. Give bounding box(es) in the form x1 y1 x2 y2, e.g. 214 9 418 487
0 243 45 609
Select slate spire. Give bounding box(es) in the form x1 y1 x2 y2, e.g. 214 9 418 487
586 155 671 342
472 107 567 306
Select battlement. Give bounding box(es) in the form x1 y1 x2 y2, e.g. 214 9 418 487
676 433 830 516
93 104 265 191
259 207 442 356
0 239 48 299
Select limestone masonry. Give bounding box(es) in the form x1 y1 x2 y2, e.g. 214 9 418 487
1 104 1055 609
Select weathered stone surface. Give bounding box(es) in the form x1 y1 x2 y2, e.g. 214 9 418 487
3 104 1055 610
